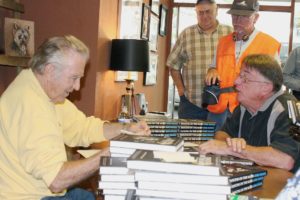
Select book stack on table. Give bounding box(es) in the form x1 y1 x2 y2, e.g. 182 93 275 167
125 150 267 200
99 134 184 200
98 150 267 200
109 134 184 158
99 156 136 200
145 118 216 142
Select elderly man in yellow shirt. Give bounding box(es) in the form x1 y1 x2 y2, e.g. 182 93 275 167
0 35 150 200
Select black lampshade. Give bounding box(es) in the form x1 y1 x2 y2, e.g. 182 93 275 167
110 39 149 72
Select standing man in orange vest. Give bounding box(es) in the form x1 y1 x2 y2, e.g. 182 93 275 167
205 0 281 130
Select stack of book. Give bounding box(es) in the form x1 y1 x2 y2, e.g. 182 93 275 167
99 156 136 200
109 134 184 158
145 118 216 142
125 150 267 200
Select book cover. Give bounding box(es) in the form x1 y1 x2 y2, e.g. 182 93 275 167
110 134 184 152
221 155 254 166
127 150 222 176
222 164 267 183
99 156 129 175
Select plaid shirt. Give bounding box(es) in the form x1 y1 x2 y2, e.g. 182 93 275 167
167 23 233 108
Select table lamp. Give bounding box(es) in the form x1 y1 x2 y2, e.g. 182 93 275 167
109 39 149 117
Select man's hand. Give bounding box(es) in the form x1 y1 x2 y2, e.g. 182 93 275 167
205 68 220 85
127 120 151 136
198 139 230 155
226 137 247 153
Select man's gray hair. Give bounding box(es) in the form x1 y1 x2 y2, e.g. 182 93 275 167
29 35 89 74
242 54 283 92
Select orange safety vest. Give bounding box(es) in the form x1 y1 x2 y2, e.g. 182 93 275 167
207 32 281 114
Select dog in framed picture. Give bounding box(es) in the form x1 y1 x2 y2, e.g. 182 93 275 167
11 23 30 56
4 17 34 57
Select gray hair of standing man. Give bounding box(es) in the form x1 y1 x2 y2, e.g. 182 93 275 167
196 0 216 5
29 35 90 74
242 54 283 92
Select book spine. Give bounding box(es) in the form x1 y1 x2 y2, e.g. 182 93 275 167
182 137 214 141
229 171 267 183
231 181 263 194
220 160 254 166
231 176 265 189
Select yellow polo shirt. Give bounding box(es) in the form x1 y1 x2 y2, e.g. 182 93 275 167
0 69 105 199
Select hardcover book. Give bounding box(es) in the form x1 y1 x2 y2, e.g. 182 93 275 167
99 156 129 175
98 181 136 190
134 170 229 185
127 150 222 176
102 189 128 195
221 155 254 166
110 134 184 152
137 180 231 194
221 164 267 183
100 173 135 182
134 167 265 187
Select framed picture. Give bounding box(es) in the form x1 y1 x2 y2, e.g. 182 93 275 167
149 13 159 52
144 52 158 85
150 0 160 15
141 3 150 40
159 4 168 36
4 17 34 57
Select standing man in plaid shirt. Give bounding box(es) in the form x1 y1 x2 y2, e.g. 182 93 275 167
166 0 232 120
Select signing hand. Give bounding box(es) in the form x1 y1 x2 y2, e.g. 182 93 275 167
127 120 151 136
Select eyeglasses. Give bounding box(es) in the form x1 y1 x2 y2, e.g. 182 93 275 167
238 73 271 84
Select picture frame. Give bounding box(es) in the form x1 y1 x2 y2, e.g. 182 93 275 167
150 0 160 15
141 3 150 40
4 17 34 57
144 52 158 85
159 4 168 36
149 13 159 52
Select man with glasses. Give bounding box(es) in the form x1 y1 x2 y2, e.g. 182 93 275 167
200 54 300 173
205 0 281 130
166 0 232 120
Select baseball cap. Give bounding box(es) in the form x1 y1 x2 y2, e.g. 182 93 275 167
196 0 216 5
227 0 259 16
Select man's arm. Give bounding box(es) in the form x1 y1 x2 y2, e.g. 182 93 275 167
103 121 151 140
238 145 295 171
49 148 109 193
199 136 295 171
170 68 185 96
